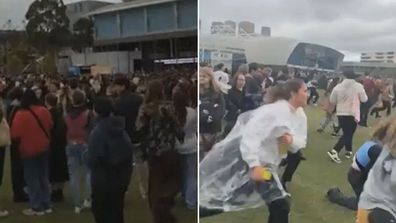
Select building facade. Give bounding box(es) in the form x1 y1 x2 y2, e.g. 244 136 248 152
81 0 197 72
360 51 396 63
65 0 113 30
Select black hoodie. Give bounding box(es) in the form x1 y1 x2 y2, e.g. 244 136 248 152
87 116 133 171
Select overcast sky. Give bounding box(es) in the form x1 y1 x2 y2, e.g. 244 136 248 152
200 0 396 61
0 0 121 29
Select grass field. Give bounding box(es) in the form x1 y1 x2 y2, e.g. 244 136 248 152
201 105 377 223
0 155 197 223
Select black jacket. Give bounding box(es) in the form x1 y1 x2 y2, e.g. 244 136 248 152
87 116 133 171
113 90 143 142
199 90 225 134
225 88 245 121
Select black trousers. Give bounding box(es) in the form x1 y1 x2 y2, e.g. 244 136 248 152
368 208 396 223
0 147 5 186
223 120 236 138
371 100 391 117
10 141 28 201
307 87 319 104
334 116 357 153
267 198 290 223
347 168 365 199
359 102 371 126
148 151 181 223
91 166 132 223
282 151 303 183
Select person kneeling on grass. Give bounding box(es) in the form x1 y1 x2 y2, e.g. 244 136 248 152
327 138 382 210
357 116 396 223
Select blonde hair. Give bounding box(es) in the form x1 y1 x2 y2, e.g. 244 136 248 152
371 116 396 154
199 66 221 93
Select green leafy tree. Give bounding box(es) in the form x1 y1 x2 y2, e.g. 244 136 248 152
25 0 71 53
72 17 94 52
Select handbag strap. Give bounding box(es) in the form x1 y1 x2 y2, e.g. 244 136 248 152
27 108 49 139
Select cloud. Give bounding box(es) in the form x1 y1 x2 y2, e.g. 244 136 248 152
200 0 396 60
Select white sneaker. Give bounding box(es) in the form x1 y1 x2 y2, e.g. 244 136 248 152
0 210 9 217
83 199 91 209
45 208 53 214
74 207 81 214
22 209 44 216
327 150 341 164
345 152 353 159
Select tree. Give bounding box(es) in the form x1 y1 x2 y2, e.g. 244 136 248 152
25 0 71 54
72 17 94 52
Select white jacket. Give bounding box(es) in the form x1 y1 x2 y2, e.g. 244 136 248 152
330 79 367 118
240 100 301 168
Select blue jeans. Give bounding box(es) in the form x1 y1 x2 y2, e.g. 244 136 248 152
66 143 91 207
22 152 51 211
181 153 197 209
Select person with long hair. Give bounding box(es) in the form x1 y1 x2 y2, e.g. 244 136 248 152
10 89 53 216
173 87 197 210
357 116 396 223
7 87 29 203
137 80 184 223
199 66 225 158
44 93 68 202
0 107 10 217
200 79 308 223
370 79 393 118
223 72 246 137
64 90 93 214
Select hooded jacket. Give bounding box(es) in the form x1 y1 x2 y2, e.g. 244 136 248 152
87 116 133 170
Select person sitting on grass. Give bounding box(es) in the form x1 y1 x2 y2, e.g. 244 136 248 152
357 116 396 223
327 137 382 210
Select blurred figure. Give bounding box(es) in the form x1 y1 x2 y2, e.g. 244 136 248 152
44 93 68 202
11 89 53 216
199 67 225 157
223 73 246 137
88 97 134 223
64 90 93 214
357 116 396 223
137 80 184 223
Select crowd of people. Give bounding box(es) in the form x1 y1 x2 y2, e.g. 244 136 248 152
0 68 197 223
199 62 396 223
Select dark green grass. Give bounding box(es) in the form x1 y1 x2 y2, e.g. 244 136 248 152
201 105 376 223
0 155 197 223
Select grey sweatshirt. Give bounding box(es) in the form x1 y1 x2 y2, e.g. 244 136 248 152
359 146 396 218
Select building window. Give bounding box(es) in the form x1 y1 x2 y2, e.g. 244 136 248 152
376 52 384 55
388 52 394 54
387 56 394 59
362 53 366 55
361 56 371 59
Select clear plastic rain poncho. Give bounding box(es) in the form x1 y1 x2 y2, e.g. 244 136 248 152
200 100 296 212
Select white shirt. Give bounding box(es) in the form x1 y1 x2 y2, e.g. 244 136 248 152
330 79 368 117
240 100 302 168
289 107 307 153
